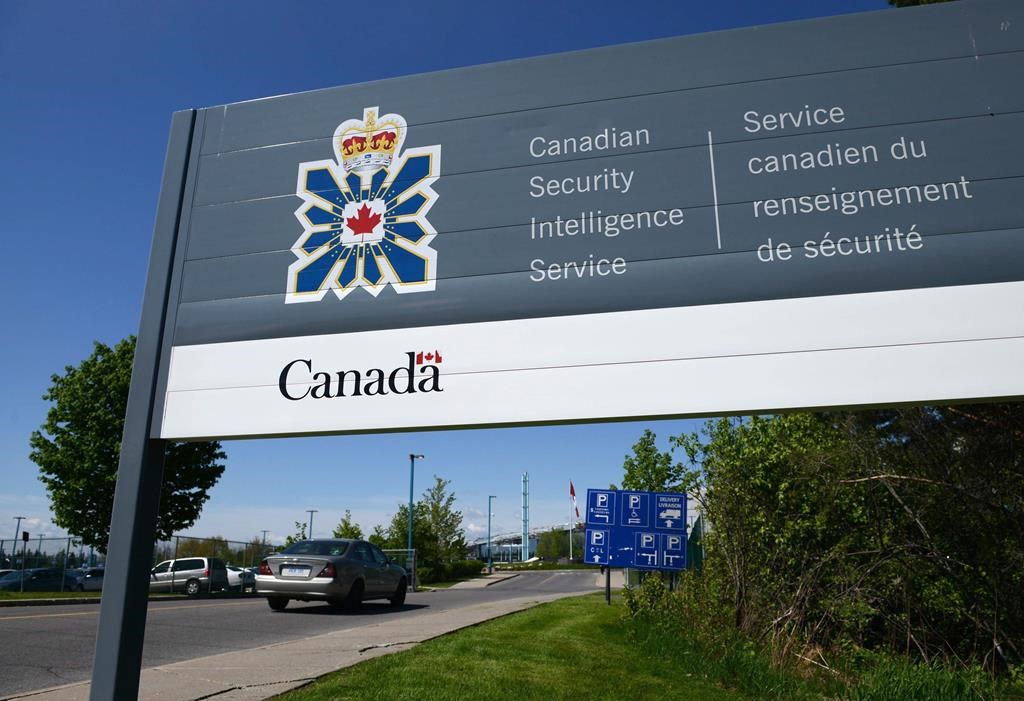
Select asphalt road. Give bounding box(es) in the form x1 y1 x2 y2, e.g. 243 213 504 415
0 570 597 698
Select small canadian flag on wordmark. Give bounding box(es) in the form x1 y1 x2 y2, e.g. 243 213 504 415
416 351 443 365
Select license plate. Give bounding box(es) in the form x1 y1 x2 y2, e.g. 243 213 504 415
281 566 309 577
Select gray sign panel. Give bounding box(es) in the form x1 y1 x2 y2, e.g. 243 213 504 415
166 0 1024 348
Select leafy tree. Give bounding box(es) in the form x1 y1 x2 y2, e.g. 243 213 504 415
536 527 584 562
332 510 364 539
375 503 436 556
367 524 388 548
619 429 694 492
177 536 234 561
670 406 1024 671
373 476 467 581
29 337 226 552
282 521 307 549
421 476 467 563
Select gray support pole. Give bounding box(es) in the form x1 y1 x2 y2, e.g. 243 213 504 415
407 454 423 553
62 538 71 592
20 538 27 593
89 109 196 701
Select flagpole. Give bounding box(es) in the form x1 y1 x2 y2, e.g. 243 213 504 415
568 481 574 562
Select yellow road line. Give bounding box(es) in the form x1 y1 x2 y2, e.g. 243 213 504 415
0 599 259 622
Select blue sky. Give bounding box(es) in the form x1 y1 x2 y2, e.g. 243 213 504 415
0 0 888 548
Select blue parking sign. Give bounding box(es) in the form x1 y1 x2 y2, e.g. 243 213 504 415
583 488 687 571
586 529 610 564
587 490 616 526
655 493 686 531
634 532 659 568
621 492 650 528
662 533 685 569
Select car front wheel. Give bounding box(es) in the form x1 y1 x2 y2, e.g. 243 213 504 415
267 596 288 611
389 578 407 607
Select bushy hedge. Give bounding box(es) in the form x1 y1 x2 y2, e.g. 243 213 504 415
416 559 485 584
624 574 1023 701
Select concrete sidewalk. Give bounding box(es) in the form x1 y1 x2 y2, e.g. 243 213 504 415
444 572 519 589
9 589 587 701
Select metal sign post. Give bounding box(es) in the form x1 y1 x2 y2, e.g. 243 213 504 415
89 110 196 701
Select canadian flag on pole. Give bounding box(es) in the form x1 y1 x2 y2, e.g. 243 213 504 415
570 481 580 518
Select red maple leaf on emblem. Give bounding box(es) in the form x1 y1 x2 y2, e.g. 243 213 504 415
347 204 382 235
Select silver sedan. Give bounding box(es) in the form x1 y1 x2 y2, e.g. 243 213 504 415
256 539 408 612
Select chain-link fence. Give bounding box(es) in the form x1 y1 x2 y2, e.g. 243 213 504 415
382 549 417 591
0 535 416 595
152 535 275 569
0 537 101 570
0 536 100 593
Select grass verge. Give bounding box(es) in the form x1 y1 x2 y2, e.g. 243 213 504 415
273 593 748 701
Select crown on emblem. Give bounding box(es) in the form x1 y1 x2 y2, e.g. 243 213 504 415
334 107 407 176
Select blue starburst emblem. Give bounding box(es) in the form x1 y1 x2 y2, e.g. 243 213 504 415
287 107 441 303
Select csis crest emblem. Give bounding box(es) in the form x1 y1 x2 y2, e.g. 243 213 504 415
287 107 441 303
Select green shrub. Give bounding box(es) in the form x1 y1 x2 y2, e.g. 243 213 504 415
446 559 485 579
623 574 827 700
847 659 995 701
415 560 484 584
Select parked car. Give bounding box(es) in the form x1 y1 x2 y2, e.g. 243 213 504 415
256 539 407 612
225 565 255 592
0 568 78 592
76 567 105 592
149 557 229 596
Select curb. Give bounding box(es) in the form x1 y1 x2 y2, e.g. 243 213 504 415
485 573 521 585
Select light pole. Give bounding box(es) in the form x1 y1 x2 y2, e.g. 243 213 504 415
408 454 424 553
11 516 24 566
487 496 496 574
306 510 318 539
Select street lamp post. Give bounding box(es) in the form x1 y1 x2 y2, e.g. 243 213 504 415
487 496 496 574
11 516 24 567
306 510 318 539
408 454 424 553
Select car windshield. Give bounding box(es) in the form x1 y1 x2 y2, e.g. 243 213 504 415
0 571 22 581
279 540 350 557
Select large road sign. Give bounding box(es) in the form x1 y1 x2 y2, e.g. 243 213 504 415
584 489 687 571
152 0 1024 440
92 3 1024 698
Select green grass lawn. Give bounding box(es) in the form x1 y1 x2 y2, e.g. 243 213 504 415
273 593 750 701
